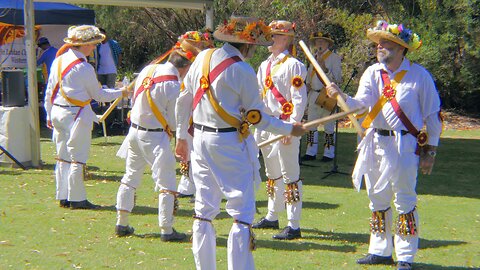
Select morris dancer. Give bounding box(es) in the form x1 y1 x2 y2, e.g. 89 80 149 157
175 16 306 270
327 20 442 270
252 20 308 240
114 35 204 240
44 25 127 209
176 31 214 199
302 31 342 162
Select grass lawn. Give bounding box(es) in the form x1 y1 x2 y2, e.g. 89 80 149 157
0 126 479 269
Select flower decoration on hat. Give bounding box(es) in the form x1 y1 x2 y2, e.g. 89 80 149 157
291 75 304 89
367 20 422 51
246 109 261 125
213 17 272 46
269 20 296 36
63 25 105 45
282 102 294 116
179 31 214 49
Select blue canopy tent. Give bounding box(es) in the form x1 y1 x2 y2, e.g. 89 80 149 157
0 1 95 25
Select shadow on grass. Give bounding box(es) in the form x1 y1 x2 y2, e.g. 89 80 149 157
92 142 122 147
255 200 339 210
0 169 22 175
419 238 467 249
295 132 480 199
133 233 191 242
412 263 476 269
301 228 369 244
215 236 356 252
300 228 467 250
95 204 232 220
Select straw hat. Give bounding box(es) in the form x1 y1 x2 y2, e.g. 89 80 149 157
63 25 105 46
213 16 273 46
178 31 214 50
366 20 422 51
269 20 296 36
309 31 334 47
172 39 203 62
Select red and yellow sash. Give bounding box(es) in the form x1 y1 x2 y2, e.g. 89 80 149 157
362 68 428 153
191 48 248 141
263 54 293 120
50 57 86 105
134 64 179 137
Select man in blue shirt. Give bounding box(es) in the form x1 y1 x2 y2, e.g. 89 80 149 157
96 28 122 88
37 37 58 82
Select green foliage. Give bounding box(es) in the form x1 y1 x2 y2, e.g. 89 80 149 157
87 0 479 114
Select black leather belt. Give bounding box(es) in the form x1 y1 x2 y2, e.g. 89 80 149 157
193 123 237 133
131 123 164 132
53 103 80 108
375 129 408 136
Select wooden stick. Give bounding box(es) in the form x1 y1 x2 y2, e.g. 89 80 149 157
258 107 364 148
298 40 364 137
98 49 172 123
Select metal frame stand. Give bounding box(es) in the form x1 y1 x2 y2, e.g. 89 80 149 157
322 69 358 179
0 145 27 170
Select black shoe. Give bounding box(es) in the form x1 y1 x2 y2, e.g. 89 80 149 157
356 254 394 265
320 156 333 162
70 200 100 210
115 225 135 237
272 226 301 240
160 229 186 242
177 193 194 198
301 154 316 161
397 261 412 270
252 217 279 229
59 199 70 208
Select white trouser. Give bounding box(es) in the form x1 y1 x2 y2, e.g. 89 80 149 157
191 129 256 270
51 105 92 202
177 135 196 195
257 130 302 226
364 134 419 263
306 90 335 157
116 127 177 229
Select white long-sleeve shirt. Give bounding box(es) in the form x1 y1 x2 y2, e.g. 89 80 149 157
346 58 442 146
176 43 292 140
44 49 122 123
130 62 180 130
257 50 308 123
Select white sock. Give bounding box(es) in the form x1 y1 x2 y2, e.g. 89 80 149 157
116 211 129 226
287 220 300 230
161 227 173 235
265 212 278 221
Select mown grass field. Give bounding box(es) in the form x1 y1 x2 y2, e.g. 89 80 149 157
0 127 479 269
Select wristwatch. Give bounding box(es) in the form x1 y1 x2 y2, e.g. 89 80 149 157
427 150 437 157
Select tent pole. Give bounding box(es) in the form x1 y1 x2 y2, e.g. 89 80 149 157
205 2 213 31
24 0 41 168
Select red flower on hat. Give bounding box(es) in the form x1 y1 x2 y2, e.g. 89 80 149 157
291 75 304 89
185 51 194 60
282 102 294 115
382 84 396 100
200 76 210 90
264 76 273 88
142 77 154 90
